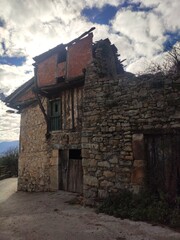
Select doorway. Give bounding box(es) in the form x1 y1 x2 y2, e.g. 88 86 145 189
59 149 83 194
144 133 180 199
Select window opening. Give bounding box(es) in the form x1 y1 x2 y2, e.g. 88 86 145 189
49 99 61 131
57 49 67 63
69 149 81 159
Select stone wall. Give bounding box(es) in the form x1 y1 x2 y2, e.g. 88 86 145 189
82 62 180 203
18 101 50 191
18 85 83 192
18 59 180 199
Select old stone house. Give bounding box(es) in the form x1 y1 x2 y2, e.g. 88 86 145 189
5 29 180 203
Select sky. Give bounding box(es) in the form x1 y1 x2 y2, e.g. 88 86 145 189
0 0 180 142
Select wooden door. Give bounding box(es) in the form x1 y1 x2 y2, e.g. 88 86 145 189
145 133 180 199
59 149 83 194
68 158 83 193
59 150 69 191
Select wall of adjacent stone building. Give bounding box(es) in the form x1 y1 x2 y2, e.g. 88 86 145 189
82 62 180 203
18 101 50 191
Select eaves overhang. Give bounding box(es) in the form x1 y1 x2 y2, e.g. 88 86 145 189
4 77 35 110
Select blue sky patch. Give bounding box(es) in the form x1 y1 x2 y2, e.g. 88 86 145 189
1 41 6 53
82 4 118 25
25 70 32 74
0 18 5 27
120 1 155 12
82 1 155 25
163 31 180 51
0 56 26 66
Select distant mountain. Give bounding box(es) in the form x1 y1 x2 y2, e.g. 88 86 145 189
0 141 19 155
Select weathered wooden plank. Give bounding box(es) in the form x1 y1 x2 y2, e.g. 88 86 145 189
59 150 69 191
68 158 83 193
61 92 64 129
74 88 78 128
71 89 74 129
145 133 180 199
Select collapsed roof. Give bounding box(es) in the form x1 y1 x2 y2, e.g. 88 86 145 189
4 28 125 110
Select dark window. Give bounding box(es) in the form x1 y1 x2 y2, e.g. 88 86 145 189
57 49 67 63
69 149 82 159
49 99 61 131
57 49 67 83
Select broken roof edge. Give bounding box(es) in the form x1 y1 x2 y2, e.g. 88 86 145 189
33 27 95 64
4 77 35 105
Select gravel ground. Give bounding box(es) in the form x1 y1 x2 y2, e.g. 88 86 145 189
0 178 180 240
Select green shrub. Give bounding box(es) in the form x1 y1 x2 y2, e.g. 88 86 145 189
0 147 18 177
97 189 180 228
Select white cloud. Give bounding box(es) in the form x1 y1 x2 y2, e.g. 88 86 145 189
131 0 180 31
110 0 180 71
0 64 33 95
110 10 165 59
84 0 122 8
0 100 20 142
0 62 33 142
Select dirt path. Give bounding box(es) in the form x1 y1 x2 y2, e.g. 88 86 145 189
0 177 17 204
0 178 180 240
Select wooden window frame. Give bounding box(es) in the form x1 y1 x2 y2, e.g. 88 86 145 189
49 98 62 131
